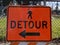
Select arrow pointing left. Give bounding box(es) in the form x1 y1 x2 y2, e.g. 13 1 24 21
19 30 40 38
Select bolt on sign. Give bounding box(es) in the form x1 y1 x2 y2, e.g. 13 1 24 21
7 6 51 42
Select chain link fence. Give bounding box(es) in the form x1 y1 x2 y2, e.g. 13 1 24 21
0 6 60 45
0 12 60 45
52 15 60 39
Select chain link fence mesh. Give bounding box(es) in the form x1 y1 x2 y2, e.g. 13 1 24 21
0 5 60 45
0 16 6 41
0 13 60 45
52 15 60 39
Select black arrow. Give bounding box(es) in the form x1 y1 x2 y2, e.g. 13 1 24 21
19 30 40 38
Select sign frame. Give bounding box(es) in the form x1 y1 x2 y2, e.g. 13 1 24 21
6 5 52 42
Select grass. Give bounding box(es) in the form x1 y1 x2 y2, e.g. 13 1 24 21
0 17 6 41
52 16 60 39
0 16 60 41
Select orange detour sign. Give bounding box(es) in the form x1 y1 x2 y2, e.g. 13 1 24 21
7 6 51 41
